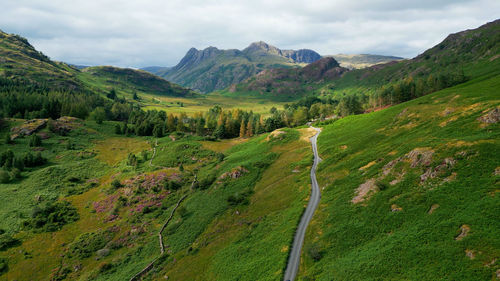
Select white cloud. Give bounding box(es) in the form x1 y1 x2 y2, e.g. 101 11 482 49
1 0 498 67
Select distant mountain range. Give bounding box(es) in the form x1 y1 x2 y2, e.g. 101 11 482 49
142 41 322 93
142 42 403 93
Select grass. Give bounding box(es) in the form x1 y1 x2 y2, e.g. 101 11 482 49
298 73 500 280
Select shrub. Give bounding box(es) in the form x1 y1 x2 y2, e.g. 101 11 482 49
306 242 324 261
4 133 11 144
69 231 111 259
111 179 122 189
227 190 253 206
23 201 79 232
0 170 10 183
0 257 7 275
0 234 21 251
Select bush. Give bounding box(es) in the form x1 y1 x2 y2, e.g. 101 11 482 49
4 133 11 144
227 190 253 206
197 173 216 190
164 180 182 190
23 201 79 232
69 231 111 259
0 257 7 275
0 170 10 183
0 234 21 251
111 179 122 189
306 242 324 261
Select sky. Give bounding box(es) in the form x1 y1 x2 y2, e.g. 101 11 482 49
1 0 499 68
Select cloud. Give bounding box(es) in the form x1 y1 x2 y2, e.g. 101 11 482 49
1 0 498 67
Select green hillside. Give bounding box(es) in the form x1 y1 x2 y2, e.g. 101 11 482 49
0 30 83 91
78 66 198 98
299 71 500 280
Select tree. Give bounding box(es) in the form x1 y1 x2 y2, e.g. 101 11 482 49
4 133 11 144
114 123 122 135
239 120 246 138
28 134 42 147
107 89 117 100
246 120 253 137
90 107 106 124
153 124 164 138
166 114 176 132
132 92 139 100
338 95 363 117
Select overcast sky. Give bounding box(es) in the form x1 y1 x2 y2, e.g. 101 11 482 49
1 0 499 67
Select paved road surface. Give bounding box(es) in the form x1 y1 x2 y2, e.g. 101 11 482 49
283 126 322 281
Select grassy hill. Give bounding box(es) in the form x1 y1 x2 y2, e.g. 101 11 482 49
300 73 500 280
78 66 198 98
0 30 83 91
146 42 321 93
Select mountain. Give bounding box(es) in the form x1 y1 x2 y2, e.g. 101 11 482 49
329 54 404 69
145 42 322 93
226 57 348 100
227 19 500 102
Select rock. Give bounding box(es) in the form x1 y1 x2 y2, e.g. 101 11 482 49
96 248 110 257
10 119 47 139
428 204 439 214
477 108 499 124
219 166 249 180
455 224 471 240
406 147 434 168
420 158 456 182
465 249 475 259
352 178 377 204
391 204 403 212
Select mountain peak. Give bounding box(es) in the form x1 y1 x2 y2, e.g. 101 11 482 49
244 41 281 55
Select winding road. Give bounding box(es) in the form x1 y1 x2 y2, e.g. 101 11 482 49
284 126 322 281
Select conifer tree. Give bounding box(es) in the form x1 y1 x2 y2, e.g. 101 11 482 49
239 120 246 138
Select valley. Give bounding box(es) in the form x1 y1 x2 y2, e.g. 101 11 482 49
0 16 499 281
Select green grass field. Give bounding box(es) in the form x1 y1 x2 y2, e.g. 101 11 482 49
299 73 500 280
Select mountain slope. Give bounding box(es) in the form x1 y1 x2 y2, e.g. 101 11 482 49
0 29 83 91
147 42 322 93
330 54 404 69
300 72 500 280
223 57 348 101
227 19 499 104
79 66 197 98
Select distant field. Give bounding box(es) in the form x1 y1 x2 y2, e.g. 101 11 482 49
142 93 285 116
